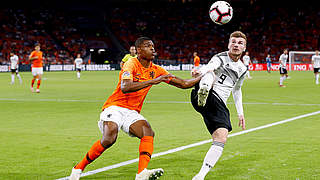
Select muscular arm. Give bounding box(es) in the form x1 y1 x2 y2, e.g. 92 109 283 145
121 74 175 93
168 75 202 89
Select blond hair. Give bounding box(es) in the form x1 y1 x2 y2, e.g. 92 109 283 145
230 31 247 42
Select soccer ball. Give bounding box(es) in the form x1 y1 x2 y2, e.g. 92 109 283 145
209 1 233 25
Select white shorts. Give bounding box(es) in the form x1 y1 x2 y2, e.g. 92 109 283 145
32 67 43 76
98 106 146 137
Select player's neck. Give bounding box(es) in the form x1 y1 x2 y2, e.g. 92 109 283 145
138 58 151 68
228 52 241 62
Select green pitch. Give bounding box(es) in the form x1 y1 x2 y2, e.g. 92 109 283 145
0 71 319 180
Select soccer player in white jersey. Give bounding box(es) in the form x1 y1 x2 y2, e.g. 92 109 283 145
312 50 320 84
242 51 252 79
9 52 22 84
190 31 248 180
279 49 289 87
74 54 83 79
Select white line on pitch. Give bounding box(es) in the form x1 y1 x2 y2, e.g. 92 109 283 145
1 98 320 106
56 110 320 180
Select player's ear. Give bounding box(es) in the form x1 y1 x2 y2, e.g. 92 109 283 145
136 47 141 54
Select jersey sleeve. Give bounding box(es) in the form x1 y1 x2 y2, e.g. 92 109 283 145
232 75 245 115
279 54 284 61
30 51 36 57
121 54 130 63
121 60 135 80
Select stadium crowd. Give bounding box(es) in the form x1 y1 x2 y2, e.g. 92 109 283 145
0 9 88 65
0 1 319 65
107 2 320 64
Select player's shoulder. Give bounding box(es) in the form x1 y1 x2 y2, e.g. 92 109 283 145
210 51 228 63
151 62 166 71
214 51 228 58
123 57 138 67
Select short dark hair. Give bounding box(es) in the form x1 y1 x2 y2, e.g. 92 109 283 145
135 37 152 48
35 43 40 47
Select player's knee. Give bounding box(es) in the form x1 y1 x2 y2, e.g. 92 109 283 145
101 133 117 148
143 127 155 137
101 124 118 147
213 136 227 144
212 131 228 144
217 137 227 144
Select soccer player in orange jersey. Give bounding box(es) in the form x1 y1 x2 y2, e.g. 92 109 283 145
69 37 203 180
193 52 200 70
29 43 44 93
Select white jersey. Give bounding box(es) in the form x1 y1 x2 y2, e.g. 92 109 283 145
279 53 288 68
200 51 247 105
10 55 19 69
242 55 250 66
312 55 320 68
74 58 83 69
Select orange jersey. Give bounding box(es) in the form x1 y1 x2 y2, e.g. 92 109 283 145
102 58 170 113
30 51 43 67
194 56 200 67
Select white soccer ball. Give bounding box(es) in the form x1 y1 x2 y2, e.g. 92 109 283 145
209 1 233 25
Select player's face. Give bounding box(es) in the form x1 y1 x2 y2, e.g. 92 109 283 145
138 40 156 60
130 46 136 55
35 46 40 51
228 37 246 56
315 51 319 55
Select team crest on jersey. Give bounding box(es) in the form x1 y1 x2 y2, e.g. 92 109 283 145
149 71 155 78
122 71 131 78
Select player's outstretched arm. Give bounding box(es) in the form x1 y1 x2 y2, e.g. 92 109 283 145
121 74 175 93
168 74 203 89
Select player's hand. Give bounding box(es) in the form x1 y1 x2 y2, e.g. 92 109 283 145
191 69 201 77
152 74 175 85
238 114 245 130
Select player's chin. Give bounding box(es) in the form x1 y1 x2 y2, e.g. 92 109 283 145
231 50 242 56
148 55 155 60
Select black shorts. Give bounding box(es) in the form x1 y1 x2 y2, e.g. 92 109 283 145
314 68 320 73
11 69 17 73
279 67 287 74
191 84 232 134
76 68 81 72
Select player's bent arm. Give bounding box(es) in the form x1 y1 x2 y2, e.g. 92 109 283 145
120 61 124 68
168 75 202 89
121 74 175 93
232 88 243 116
29 56 38 61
